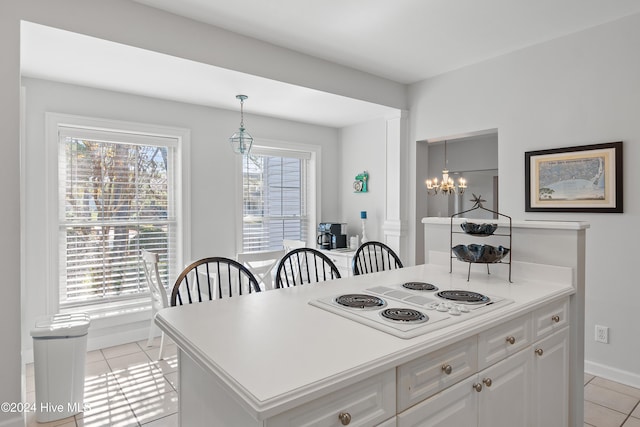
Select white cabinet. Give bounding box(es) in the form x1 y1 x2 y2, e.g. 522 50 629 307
532 298 568 340
531 327 569 427
397 375 478 427
397 349 531 427
477 348 532 427
319 249 356 278
397 298 569 427
266 369 396 427
397 337 477 412
477 313 531 370
376 417 397 427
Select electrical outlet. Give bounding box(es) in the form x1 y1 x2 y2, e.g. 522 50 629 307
595 325 609 343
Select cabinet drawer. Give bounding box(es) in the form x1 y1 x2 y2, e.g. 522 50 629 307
533 297 569 340
397 336 477 412
266 369 395 427
478 314 532 370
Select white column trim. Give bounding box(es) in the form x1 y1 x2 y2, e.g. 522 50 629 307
383 111 410 260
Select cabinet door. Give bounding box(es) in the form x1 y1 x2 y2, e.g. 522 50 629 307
532 327 569 427
376 416 397 427
397 375 479 427
478 348 532 427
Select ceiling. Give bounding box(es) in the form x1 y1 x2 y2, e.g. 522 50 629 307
21 1 640 128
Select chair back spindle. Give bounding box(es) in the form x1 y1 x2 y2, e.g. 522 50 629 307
171 257 260 306
275 248 341 288
352 241 403 276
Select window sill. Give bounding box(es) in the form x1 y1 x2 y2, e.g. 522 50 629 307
61 298 152 329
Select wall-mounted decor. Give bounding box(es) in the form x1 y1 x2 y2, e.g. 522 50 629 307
525 141 622 213
353 171 369 193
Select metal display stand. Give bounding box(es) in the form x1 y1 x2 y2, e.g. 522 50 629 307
450 196 512 282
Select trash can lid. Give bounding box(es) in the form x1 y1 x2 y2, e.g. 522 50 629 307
31 313 91 338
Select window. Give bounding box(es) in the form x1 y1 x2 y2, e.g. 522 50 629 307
57 125 180 308
242 146 312 252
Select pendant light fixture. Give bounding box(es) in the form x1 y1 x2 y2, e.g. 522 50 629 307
229 94 253 155
425 140 468 195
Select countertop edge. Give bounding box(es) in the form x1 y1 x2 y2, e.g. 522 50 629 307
421 217 590 230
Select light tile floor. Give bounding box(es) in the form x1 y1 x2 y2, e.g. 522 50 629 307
584 373 640 427
25 342 640 426
25 337 178 427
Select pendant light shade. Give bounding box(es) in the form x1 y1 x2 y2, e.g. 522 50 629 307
229 94 253 155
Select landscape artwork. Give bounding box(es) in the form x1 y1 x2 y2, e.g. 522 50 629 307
525 142 622 213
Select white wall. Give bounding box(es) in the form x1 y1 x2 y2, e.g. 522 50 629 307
2 6 405 421
339 119 387 242
409 13 640 386
0 3 392 425
20 77 341 358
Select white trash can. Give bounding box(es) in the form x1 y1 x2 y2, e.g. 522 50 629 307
30 313 91 423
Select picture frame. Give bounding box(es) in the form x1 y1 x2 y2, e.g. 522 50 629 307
524 141 623 213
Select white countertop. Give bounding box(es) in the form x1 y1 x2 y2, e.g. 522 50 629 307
156 263 574 420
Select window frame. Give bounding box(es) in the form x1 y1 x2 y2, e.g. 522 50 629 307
45 113 191 315
236 139 320 253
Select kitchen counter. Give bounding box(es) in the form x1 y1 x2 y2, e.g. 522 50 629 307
156 262 574 424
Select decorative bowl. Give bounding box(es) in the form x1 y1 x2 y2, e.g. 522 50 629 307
452 244 510 263
460 222 498 236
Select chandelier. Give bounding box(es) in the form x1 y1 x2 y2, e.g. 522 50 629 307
229 94 253 155
425 140 468 195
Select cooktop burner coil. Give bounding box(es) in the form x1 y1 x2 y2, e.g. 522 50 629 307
380 308 428 323
402 282 438 291
335 294 386 309
436 290 490 304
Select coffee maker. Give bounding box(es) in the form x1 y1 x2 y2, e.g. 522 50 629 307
317 222 347 250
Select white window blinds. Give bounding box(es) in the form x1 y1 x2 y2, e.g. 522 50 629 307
242 147 310 252
58 126 177 308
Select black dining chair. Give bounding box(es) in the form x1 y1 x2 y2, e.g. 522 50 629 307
275 248 341 288
352 241 403 276
170 257 260 306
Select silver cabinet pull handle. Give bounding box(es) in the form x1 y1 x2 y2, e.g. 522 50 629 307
505 336 516 345
535 348 544 356
473 383 483 392
551 315 560 323
483 378 492 387
338 412 351 425
441 364 452 375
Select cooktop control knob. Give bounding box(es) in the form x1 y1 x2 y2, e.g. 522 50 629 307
437 302 449 312
449 306 461 315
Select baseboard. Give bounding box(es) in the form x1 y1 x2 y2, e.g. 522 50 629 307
585 360 640 389
0 414 24 427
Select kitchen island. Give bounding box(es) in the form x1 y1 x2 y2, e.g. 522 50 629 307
156 258 577 426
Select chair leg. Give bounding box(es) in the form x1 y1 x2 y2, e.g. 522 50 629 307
146 318 156 348
157 332 165 361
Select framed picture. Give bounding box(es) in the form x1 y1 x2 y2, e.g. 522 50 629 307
525 141 623 213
